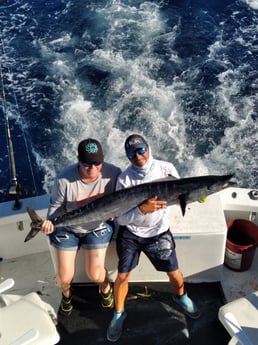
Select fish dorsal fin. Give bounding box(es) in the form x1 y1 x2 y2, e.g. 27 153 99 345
151 175 178 183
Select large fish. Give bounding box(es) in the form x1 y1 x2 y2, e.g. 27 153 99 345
24 174 235 242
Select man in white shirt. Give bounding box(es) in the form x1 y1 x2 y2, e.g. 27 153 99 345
107 134 200 342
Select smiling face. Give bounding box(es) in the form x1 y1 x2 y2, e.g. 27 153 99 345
78 161 103 182
128 145 150 167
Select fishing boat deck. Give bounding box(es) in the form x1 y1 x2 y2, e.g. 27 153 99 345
1 249 258 344
1 187 258 344
2 248 258 306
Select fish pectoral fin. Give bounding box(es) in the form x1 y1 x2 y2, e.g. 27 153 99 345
178 195 187 216
81 219 110 232
83 220 110 232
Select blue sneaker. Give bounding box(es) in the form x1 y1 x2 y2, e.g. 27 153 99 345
173 292 200 319
107 311 127 342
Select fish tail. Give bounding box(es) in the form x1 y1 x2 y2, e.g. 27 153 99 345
24 207 43 242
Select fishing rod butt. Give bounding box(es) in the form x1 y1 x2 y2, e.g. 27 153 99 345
8 178 22 210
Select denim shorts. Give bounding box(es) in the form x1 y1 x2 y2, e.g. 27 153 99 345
116 227 179 273
48 222 114 251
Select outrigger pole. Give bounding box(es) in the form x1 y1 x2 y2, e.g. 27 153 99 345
0 63 21 209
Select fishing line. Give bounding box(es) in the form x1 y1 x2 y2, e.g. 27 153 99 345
6 67 38 197
0 62 21 208
0 35 38 199
0 63 17 185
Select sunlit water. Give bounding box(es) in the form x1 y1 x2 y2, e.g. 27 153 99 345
0 0 257 202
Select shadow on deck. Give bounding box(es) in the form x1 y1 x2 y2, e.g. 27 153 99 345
57 282 230 345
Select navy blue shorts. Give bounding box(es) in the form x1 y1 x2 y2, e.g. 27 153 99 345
116 228 179 273
48 222 114 251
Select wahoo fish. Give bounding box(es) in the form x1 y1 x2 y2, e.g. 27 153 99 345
24 174 235 242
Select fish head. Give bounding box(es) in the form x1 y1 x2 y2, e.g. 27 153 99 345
187 174 236 202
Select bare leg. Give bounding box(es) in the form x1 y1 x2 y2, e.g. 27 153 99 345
107 272 130 342
167 268 184 296
84 247 111 293
56 249 77 298
114 272 131 312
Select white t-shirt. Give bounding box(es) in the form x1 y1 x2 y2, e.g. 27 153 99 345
116 158 180 238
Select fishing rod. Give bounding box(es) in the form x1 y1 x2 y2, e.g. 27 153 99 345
0 62 21 209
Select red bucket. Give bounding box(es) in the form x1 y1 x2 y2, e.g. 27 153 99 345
224 219 258 272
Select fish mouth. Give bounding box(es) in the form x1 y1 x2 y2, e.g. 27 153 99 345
227 181 237 187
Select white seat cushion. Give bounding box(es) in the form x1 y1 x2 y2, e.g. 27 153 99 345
0 292 59 345
218 291 258 345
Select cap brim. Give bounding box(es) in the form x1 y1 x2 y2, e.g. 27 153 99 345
79 155 104 164
126 143 147 154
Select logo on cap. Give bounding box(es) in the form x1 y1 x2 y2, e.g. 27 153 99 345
85 143 98 153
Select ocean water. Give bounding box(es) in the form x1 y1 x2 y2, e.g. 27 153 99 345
0 0 257 201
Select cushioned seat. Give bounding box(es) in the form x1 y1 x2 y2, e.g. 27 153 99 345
218 291 258 345
0 279 60 345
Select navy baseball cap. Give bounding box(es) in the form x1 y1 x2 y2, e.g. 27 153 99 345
124 134 148 155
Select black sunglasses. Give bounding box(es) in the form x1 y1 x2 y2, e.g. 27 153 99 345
81 161 102 167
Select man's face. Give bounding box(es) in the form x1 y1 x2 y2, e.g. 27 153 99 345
128 145 149 167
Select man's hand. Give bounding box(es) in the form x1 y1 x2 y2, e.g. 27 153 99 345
139 196 167 214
